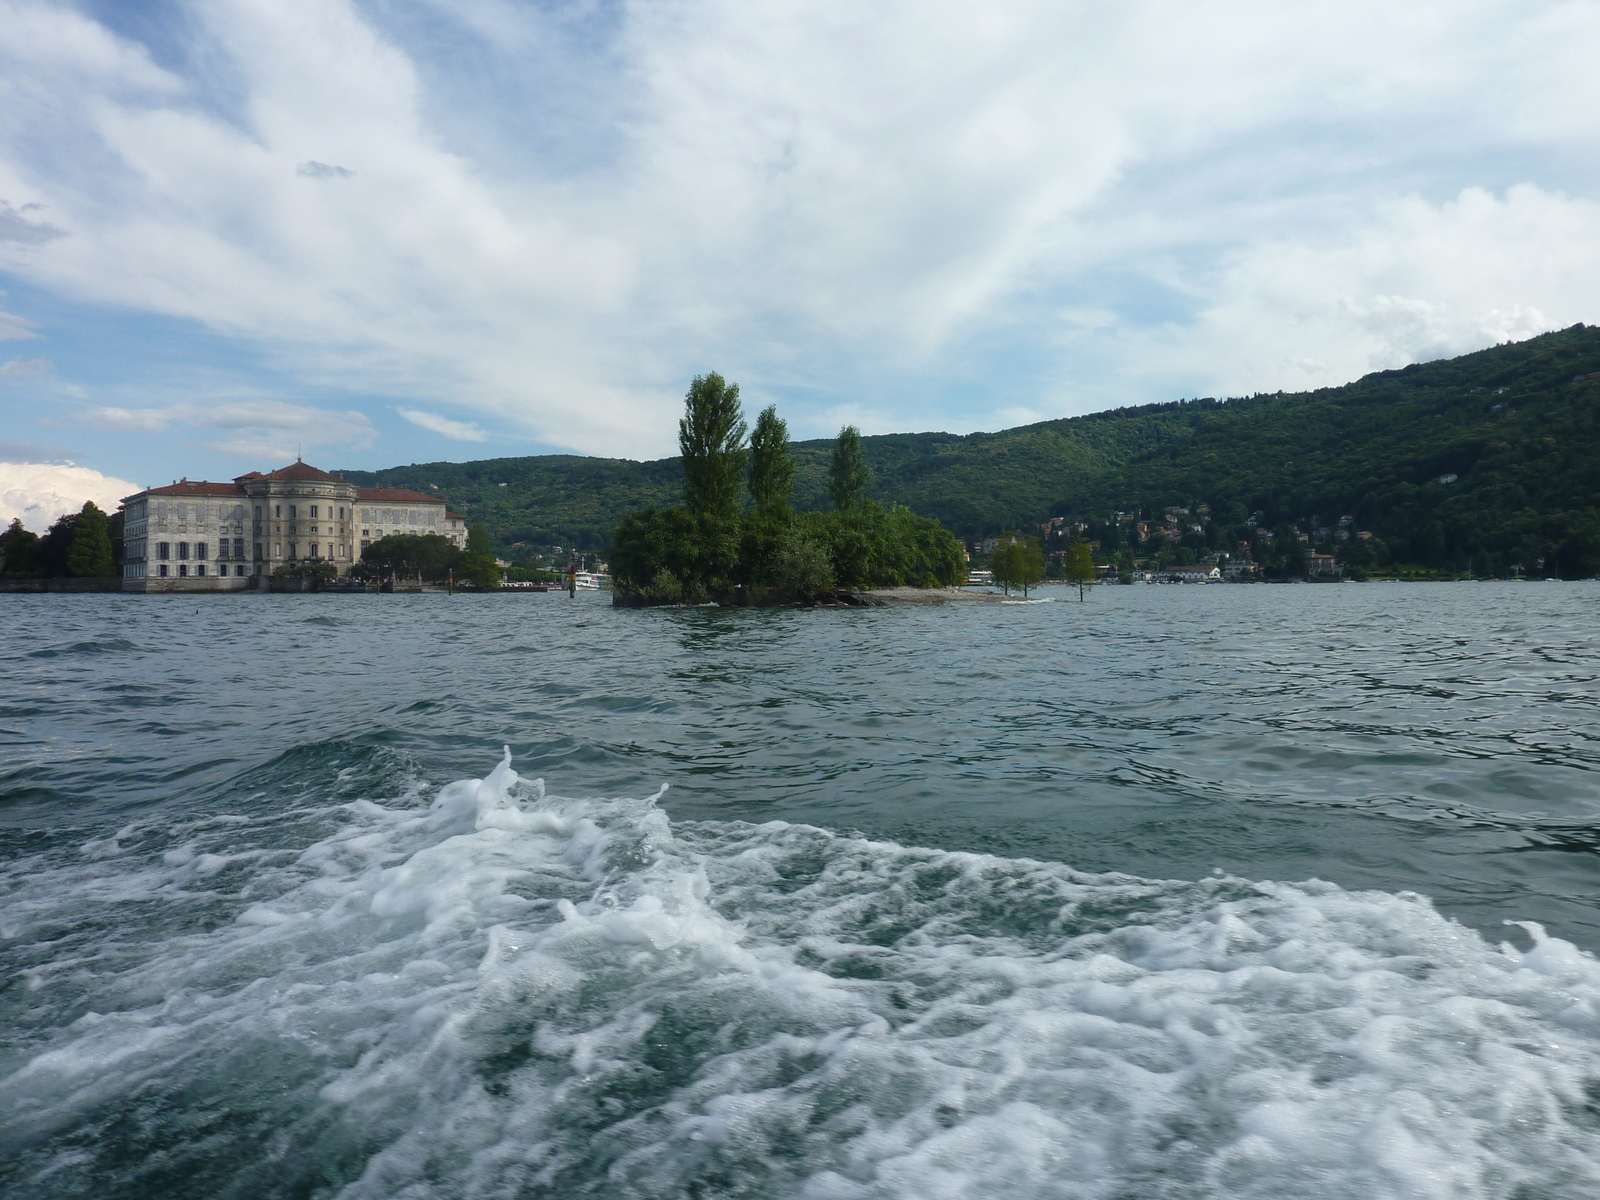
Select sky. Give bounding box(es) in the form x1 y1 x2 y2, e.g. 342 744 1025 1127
2 0 1598 524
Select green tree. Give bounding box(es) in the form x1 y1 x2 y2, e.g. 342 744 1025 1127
459 523 501 589
39 511 78 577
828 425 871 513
748 405 796 520
991 536 1046 596
0 518 43 576
1064 539 1096 601
772 531 835 599
680 372 748 516
361 533 461 581
66 501 115 577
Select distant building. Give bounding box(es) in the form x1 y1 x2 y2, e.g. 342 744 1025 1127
1308 552 1343 577
1166 565 1222 582
121 460 467 590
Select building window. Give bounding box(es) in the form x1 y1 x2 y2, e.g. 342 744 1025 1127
288 543 297 560
361 539 370 551
236 564 246 576
275 505 281 518
196 564 206 576
289 505 297 519
157 542 170 560
234 538 244 559
310 505 319 519
274 544 281 557
158 564 168 577
310 543 319 559
362 529 370 537
254 506 262 519
177 542 190 560
195 542 207 560
178 564 187 577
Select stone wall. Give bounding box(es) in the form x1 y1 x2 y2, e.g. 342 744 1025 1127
0 577 125 593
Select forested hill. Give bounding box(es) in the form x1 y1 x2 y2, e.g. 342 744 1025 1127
342 323 1600 565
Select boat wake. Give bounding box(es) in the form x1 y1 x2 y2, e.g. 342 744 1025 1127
7 750 1600 1198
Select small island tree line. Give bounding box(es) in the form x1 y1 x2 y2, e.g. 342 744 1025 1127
0 503 117 579
611 373 966 605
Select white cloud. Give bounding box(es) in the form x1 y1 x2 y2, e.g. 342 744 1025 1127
0 356 47 379
1148 185 1600 397
0 307 38 341
0 460 141 530
398 408 487 441
74 399 373 460
0 0 1596 458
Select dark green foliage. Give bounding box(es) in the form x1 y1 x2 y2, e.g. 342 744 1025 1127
680 372 748 516
1 505 115 577
0 518 43 576
828 425 871 513
991 537 1046 596
66 502 115 577
748 405 796 519
39 511 77 577
611 503 963 601
770 531 835 598
610 509 742 603
457 523 501 588
360 533 461 581
1065 540 1096 600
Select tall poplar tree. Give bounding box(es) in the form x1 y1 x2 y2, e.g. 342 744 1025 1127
747 405 795 520
679 373 748 516
66 501 115 577
828 424 871 514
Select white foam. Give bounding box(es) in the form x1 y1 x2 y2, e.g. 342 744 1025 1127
7 751 1600 1198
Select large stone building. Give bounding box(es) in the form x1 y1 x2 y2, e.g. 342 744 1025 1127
121 461 467 590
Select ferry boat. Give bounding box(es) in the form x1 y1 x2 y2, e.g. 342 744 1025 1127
574 571 611 590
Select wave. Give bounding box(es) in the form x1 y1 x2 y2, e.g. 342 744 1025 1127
5 751 1600 1198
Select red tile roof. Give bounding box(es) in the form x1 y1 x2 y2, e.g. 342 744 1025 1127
446 512 466 520
264 461 344 482
145 480 248 496
357 487 442 503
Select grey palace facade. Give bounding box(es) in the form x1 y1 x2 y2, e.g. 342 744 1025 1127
120 460 467 590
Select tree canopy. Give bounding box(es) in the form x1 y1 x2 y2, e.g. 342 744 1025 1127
66 502 114 577
1064 539 1095 600
828 424 871 513
748 405 796 520
990 537 1046 596
611 394 964 603
1 504 116 578
679 372 748 516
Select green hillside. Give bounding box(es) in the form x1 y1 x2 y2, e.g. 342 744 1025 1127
342 323 1600 572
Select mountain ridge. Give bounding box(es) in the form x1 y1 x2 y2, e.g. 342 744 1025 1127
341 323 1600 571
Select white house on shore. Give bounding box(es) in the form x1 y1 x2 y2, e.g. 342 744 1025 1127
1166 564 1223 582
120 460 467 591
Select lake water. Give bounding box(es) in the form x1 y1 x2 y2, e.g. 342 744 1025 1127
4 582 1600 1198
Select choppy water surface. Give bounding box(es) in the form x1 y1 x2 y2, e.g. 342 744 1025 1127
3 583 1599 1198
